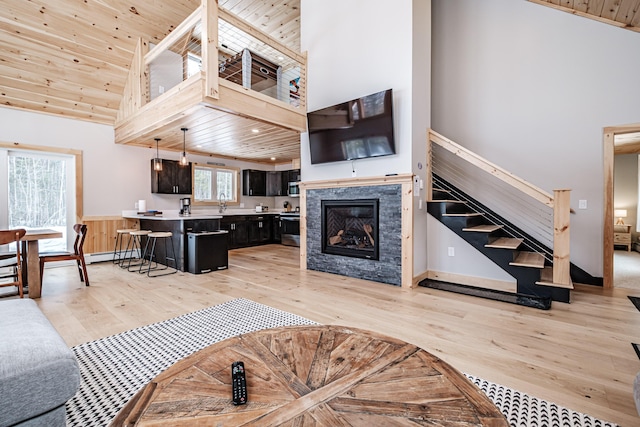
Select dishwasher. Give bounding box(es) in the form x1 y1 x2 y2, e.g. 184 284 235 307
280 213 300 247
187 230 228 274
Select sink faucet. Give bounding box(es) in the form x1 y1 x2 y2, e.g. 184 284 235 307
218 193 227 213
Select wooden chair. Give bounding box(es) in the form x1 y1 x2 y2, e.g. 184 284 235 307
39 224 90 287
0 229 26 298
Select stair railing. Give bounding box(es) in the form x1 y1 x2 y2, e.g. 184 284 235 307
427 129 571 286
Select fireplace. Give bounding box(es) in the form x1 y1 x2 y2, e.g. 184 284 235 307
321 199 379 260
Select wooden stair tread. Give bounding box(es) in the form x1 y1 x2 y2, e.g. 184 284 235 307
462 224 503 233
536 267 574 289
427 199 466 203
443 212 484 217
485 237 523 250
510 251 545 269
432 188 450 193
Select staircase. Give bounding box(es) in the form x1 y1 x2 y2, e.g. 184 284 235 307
424 179 573 310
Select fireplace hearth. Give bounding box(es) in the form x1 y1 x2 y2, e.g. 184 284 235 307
321 199 379 260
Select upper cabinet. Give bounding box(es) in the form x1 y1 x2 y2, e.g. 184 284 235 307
242 169 266 196
244 169 300 197
151 159 192 194
266 171 286 196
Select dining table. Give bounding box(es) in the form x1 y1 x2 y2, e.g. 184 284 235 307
21 228 63 299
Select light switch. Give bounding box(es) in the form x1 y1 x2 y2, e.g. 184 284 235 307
579 200 587 209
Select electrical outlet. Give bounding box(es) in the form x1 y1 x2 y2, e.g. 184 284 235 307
448 247 455 257
579 199 587 209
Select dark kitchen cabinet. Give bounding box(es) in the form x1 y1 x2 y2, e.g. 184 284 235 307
272 215 281 243
287 169 301 183
242 169 266 196
151 159 192 194
219 216 249 249
266 171 285 196
248 216 271 244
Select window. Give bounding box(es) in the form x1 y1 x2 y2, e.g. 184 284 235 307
1 148 77 252
187 53 202 78
193 163 239 205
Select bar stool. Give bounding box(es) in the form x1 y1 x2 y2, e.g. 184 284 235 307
123 230 152 271
139 231 177 277
112 228 137 266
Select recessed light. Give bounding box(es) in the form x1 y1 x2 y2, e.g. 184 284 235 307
278 56 284 61
252 129 260 133
270 157 276 161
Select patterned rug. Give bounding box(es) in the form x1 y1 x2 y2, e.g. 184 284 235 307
67 298 617 427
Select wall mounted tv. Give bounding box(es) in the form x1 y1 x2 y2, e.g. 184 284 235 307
307 89 395 165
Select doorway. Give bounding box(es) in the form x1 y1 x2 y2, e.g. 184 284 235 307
603 123 640 288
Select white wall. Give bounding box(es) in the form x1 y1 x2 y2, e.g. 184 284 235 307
0 107 294 216
301 0 432 276
300 0 414 181
431 0 640 278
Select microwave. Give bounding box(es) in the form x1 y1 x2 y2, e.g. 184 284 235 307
288 181 300 197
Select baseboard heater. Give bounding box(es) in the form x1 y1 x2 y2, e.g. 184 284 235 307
88 251 139 264
418 279 552 310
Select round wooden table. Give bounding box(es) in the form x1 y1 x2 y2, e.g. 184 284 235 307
111 325 508 426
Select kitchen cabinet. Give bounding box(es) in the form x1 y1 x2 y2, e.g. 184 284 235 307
248 216 272 244
266 171 286 196
272 215 281 243
219 216 249 249
151 159 192 194
242 169 266 196
287 169 301 183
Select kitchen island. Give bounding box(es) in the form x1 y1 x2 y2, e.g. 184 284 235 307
122 211 223 272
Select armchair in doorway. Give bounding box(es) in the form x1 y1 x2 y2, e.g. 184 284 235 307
39 224 90 287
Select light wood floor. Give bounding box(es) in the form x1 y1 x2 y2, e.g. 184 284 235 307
24 245 640 426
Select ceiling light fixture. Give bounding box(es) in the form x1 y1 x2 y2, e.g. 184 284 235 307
180 127 189 166
152 138 163 171
251 129 260 134
270 157 276 161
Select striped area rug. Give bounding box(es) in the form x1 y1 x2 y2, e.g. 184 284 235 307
66 298 617 427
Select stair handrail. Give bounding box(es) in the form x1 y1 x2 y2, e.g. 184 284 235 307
427 129 571 286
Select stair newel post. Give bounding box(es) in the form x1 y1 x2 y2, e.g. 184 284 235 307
553 189 571 285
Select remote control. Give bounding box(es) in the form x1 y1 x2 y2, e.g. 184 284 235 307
231 361 247 405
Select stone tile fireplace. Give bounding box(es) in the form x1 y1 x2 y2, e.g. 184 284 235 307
300 175 414 287
322 199 379 260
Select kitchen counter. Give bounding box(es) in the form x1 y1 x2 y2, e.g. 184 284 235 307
122 210 298 219
122 211 222 220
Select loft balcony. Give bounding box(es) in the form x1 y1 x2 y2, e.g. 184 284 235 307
114 0 307 164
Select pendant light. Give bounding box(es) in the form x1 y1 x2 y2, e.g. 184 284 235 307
152 138 163 171
180 127 189 166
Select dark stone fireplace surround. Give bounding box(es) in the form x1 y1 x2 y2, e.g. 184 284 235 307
306 184 403 286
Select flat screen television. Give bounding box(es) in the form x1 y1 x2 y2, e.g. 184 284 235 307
307 89 395 165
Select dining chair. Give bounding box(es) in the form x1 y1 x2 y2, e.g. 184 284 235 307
0 229 27 298
39 224 90 287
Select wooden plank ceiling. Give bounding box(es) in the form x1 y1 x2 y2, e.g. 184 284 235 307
0 0 301 163
2 1 638 160
528 0 640 32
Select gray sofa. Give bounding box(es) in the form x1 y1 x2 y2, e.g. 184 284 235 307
0 299 80 426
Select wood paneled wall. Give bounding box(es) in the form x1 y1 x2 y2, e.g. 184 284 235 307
82 216 139 254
